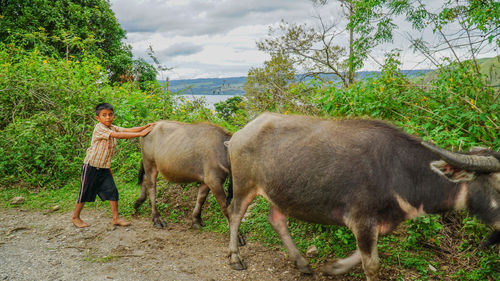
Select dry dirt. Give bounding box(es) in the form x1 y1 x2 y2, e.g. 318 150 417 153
0 208 363 281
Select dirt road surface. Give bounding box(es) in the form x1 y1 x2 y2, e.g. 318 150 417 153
0 208 359 281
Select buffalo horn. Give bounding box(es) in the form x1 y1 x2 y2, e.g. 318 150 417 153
421 142 500 172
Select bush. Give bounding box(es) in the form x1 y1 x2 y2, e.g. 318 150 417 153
214 95 249 127
315 53 499 149
0 43 170 188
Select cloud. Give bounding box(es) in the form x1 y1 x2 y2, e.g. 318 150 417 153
162 42 203 57
109 0 325 78
110 0 315 36
110 0 498 79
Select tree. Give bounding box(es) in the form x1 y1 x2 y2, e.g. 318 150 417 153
132 58 158 90
244 53 296 113
257 19 348 85
0 0 134 82
258 0 395 87
389 0 499 76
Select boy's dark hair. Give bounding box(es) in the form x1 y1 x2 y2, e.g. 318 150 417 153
95 103 114 116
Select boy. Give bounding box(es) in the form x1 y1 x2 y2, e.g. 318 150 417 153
71 103 155 228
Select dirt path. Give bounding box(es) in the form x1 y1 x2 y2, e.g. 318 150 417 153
0 208 354 281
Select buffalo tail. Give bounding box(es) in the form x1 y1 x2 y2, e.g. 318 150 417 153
138 162 145 185
481 230 500 248
226 171 233 206
224 141 233 206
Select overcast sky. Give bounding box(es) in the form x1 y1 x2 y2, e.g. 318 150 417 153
109 0 497 80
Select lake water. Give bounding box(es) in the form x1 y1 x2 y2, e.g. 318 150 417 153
178 94 241 109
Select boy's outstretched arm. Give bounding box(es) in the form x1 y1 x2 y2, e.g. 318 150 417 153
121 123 155 133
110 124 155 139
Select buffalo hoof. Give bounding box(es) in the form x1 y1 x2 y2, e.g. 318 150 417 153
191 222 203 230
237 232 246 246
295 261 313 274
322 260 348 275
153 218 167 228
134 199 145 210
191 217 204 230
230 261 247 271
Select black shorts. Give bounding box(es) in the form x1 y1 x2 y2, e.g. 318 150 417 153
76 164 119 203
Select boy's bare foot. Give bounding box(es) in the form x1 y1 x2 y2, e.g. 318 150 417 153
112 219 131 227
71 218 90 228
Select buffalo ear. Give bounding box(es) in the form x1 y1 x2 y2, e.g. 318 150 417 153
430 160 476 182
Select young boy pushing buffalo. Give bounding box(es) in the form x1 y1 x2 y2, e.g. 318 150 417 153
71 103 154 228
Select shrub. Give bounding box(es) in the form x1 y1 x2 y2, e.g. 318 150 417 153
316 53 499 149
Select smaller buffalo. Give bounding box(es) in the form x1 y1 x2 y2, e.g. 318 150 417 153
226 113 499 281
136 120 233 230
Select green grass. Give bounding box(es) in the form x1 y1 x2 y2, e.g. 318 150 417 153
0 178 148 218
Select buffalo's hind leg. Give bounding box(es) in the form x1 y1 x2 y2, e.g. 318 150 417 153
142 163 165 228
206 174 245 246
268 205 312 274
191 183 210 229
229 191 256 270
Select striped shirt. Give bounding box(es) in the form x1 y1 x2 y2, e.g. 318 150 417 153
83 123 123 168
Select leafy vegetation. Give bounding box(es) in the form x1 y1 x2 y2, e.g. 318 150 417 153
0 0 156 83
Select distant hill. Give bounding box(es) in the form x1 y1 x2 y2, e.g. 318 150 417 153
167 77 246 95
161 69 443 96
478 56 500 87
416 56 500 87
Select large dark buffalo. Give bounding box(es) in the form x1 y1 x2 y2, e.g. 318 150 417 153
136 120 233 229
227 113 500 281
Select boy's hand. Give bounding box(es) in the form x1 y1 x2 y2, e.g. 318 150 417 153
141 124 155 136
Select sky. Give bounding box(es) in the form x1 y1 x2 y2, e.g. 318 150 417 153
109 0 498 80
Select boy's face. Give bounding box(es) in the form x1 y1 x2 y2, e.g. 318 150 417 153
96 109 114 127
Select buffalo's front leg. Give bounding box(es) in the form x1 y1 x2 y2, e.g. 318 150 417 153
353 222 380 281
191 183 210 229
268 205 312 274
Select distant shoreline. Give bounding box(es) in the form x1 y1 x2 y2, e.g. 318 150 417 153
161 70 435 96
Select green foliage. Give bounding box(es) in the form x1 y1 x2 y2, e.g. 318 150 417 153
393 0 500 47
169 95 214 123
0 0 138 82
405 215 443 248
0 43 104 128
244 53 296 114
1 112 79 188
452 251 500 280
257 20 349 84
214 96 249 127
316 52 499 149
133 58 159 90
262 0 399 87
243 53 319 116
0 42 171 188
459 215 490 249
